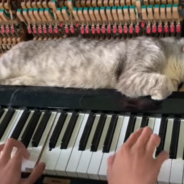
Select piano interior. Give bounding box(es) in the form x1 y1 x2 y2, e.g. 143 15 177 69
1 0 184 184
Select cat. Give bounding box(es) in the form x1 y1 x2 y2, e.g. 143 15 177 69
0 36 183 100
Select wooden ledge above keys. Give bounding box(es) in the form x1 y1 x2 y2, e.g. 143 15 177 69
1 85 184 115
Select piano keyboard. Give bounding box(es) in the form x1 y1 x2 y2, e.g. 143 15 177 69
1 105 184 184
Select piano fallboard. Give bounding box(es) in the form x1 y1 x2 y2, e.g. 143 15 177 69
0 85 184 115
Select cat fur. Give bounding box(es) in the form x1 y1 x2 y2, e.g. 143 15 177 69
0 36 184 100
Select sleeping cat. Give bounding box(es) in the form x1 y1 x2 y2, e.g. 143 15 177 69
0 36 183 100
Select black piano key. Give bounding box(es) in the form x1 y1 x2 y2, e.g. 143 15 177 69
140 115 149 128
124 115 136 142
10 109 30 139
91 113 106 152
0 108 15 140
61 111 78 149
32 110 51 147
0 107 4 119
49 110 67 150
21 110 41 148
79 112 95 151
156 116 168 156
103 114 118 153
170 117 181 159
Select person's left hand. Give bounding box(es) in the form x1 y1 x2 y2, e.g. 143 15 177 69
0 138 45 184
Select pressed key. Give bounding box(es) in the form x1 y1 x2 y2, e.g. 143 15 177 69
156 116 167 156
21 110 41 148
170 117 181 159
79 112 95 151
10 109 30 139
0 108 15 140
49 110 67 150
140 115 148 127
124 114 136 142
103 114 118 153
91 113 107 152
32 110 51 147
61 111 79 149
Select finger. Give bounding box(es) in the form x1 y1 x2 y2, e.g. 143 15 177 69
0 144 4 151
107 153 116 167
135 127 153 149
146 134 161 155
26 162 45 184
124 128 143 148
9 149 23 171
1 138 29 162
156 151 169 168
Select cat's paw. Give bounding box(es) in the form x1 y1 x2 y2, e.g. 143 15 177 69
151 77 175 100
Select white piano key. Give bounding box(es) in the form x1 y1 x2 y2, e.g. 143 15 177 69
21 111 44 172
157 159 172 184
153 118 161 158
65 114 89 177
76 114 100 179
115 116 129 152
147 117 155 130
176 119 184 159
0 109 22 145
25 112 57 171
55 113 84 176
133 116 142 131
98 116 124 181
40 112 71 175
0 108 7 125
164 118 173 153
87 115 111 180
170 159 184 184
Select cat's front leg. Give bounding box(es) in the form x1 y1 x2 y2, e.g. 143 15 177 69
116 73 177 100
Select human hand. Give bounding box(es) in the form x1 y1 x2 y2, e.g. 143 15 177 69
107 127 169 184
0 138 45 184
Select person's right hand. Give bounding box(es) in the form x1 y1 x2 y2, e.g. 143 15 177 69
0 138 45 184
107 127 168 184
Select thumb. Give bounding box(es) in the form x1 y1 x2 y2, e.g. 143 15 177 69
107 153 116 167
26 162 45 184
156 151 169 167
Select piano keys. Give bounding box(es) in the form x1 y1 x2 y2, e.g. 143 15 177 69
1 85 184 184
